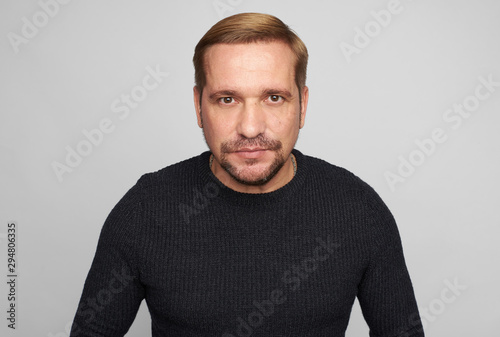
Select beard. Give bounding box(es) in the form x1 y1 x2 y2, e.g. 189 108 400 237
218 134 285 186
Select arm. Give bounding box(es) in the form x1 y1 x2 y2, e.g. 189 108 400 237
70 181 146 337
357 190 424 337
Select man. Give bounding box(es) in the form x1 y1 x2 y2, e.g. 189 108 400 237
71 13 424 336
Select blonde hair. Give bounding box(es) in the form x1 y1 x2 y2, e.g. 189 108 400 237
193 13 308 96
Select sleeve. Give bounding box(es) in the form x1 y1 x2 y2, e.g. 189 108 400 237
356 188 425 337
70 179 146 337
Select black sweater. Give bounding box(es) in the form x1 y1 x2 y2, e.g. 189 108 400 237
70 150 424 336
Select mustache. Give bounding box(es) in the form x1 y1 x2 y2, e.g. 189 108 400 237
221 135 282 153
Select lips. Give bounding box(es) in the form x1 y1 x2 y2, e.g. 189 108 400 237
234 147 267 152
233 148 268 159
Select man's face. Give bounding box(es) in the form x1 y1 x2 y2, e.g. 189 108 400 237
194 41 308 192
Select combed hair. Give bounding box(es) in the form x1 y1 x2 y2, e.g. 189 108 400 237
193 13 308 96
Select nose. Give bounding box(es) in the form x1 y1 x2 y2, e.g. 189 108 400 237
236 101 266 139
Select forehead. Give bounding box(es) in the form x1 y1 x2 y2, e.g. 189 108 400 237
203 41 296 90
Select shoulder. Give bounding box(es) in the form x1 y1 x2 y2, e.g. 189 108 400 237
98 153 207 245
298 151 401 247
298 150 391 218
115 152 209 208
138 152 204 188
299 151 372 193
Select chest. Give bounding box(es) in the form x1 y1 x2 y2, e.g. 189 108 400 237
139 223 368 334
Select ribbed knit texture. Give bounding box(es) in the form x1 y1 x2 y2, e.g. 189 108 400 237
70 150 424 337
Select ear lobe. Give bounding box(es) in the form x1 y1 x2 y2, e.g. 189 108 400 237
193 86 203 128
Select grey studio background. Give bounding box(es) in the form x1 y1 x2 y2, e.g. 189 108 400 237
1 0 499 336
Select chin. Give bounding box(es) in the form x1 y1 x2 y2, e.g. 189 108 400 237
223 157 285 186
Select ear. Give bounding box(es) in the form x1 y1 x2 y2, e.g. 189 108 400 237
299 86 309 129
193 86 203 128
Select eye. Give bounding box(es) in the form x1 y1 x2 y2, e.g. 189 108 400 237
219 97 235 104
268 95 283 103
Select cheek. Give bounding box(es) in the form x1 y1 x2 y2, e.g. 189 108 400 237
203 115 232 142
269 110 300 135
275 118 301 149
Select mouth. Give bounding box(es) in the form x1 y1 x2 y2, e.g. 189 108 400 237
232 148 269 159
235 147 267 153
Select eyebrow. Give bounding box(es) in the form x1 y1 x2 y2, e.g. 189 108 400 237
262 89 293 98
208 90 238 101
208 88 294 101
